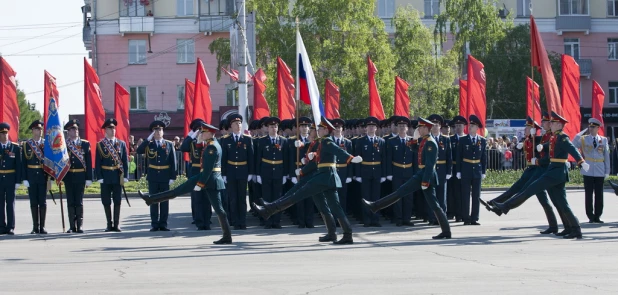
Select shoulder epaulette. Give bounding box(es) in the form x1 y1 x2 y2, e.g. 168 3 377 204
288 136 297 139
81 139 89 143
221 134 230 139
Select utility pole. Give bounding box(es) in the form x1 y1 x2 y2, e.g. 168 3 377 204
237 0 249 132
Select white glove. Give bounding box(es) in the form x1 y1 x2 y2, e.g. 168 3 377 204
169 179 174 186
147 131 155 141
531 158 537 165
22 180 30 188
282 176 287 184
97 179 103 184
85 180 92 187
190 130 199 139
421 185 428 190
386 175 393 181
294 140 303 148
516 143 523 149
301 158 308 165
187 130 196 138
193 185 201 191
351 156 363 163
355 177 362 183
223 176 227 183
536 144 543 152
380 177 386 183
345 177 352 183
566 161 571 169
456 172 461 179
412 129 420 140
248 174 254 182
291 177 298 184
446 174 452 180
256 176 262 184
530 128 536 135
307 152 315 160
576 128 588 137
481 174 486 180
124 178 129 183
295 168 301 177
15 183 20 189
581 162 589 172
605 174 609 180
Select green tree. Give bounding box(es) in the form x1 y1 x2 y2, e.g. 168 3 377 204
17 87 42 140
208 37 231 82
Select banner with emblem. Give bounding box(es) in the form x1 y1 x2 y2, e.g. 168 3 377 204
43 97 70 184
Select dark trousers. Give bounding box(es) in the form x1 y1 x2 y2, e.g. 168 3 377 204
429 178 447 222
361 177 381 224
447 177 461 219
583 175 604 220
336 183 348 215
391 177 414 223
149 182 170 228
0 184 16 230
193 189 212 228
460 177 481 222
28 183 47 208
101 183 122 206
228 179 248 227
296 196 315 227
262 178 283 226
65 182 85 207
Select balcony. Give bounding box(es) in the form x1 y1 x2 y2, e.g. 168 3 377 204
577 59 592 78
555 15 591 34
119 16 154 35
199 0 235 33
83 25 92 50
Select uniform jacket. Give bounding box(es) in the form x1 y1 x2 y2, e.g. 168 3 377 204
195 138 225 190
386 135 416 179
455 134 487 178
573 134 609 177
64 138 93 183
256 135 288 179
22 139 48 184
95 138 129 184
0 141 22 184
136 139 177 183
354 135 385 179
220 133 254 180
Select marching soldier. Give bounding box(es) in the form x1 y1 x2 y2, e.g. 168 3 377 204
455 115 486 226
136 120 177 232
448 116 467 221
256 117 288 229
64 120 93 233
221 114 254 230
427 114 452 225
95 118 129 232
385 116 416 226
22 120 49 234
355 116 386 227
573 118 610 224
289 117 315 228
331 118 353 215
363 117 452 239
139 122 232 244
0 123 22 235
180 118 212 230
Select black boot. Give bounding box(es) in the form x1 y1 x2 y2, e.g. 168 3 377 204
30 207 39 234
76 206 84 233
104 205 113 232
333 217 353 245
362 192 402 214
541 205 558 235
431 210 452 239
540 227 558 234
563 227 582 239
555 228 571 236
318 213 337 242
39 207 48 234
113 205 122 232
251 196 297 221
138 190 178 206
66 207 76 233
213 214 232 244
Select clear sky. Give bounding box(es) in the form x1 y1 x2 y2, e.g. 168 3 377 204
0 0 88 124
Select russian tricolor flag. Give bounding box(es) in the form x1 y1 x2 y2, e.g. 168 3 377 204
296 31 325 126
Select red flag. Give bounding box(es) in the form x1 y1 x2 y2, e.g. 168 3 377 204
526 76 541 122
561 54 581 140
84 58 105 164
467 55 487 136
193 58 212 124
222 67 239 82
276 57 295 120
459 79 468 117
43 70 60 129
394 76 410 117
592 80 605 136
253 68 270 120
114 82 130 155
0 57 19 141
367 56 385 120
531 16 562 116
324 79 340 119
182 79 195 162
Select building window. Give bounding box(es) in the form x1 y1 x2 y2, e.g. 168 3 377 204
120 0 146 17
201 0 232 15
518 0 532 17
177 85 185 109
564 38 580 60
424 0 440 18
129 40 146 64
177 39 195 64
177 0 194 16
609 0 618 16
129 86 147 110
610 82 618 104
559 0 588 15
609 38 618 60
376 0 395 18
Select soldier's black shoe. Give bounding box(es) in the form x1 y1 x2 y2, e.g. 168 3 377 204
31 228 40 234
159 227 170 232
138 190 153 206
402 221 415 226
563 232 583 239
470 221 481 226
6 229 14 235
272 224 282 229
432 232 451 239
298 224 306 229
251 202 274 220
264 225 272 229
76 228 84 234
540 227 558 234
306 224 315 229
234 225 241 230
105 224 113 232
395 222 402 227
489 203 505 216
213 236 232 244
428 221 439 226
362 199 379 214
555 229 571 236
319 233 337 242
463 222 471 225
150 227 159 232
480 199 493 211
333 233 353 245
595 218 604 224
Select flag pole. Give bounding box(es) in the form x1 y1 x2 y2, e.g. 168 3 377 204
295 17 300 171
58 182 66 233
530 6 536 149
